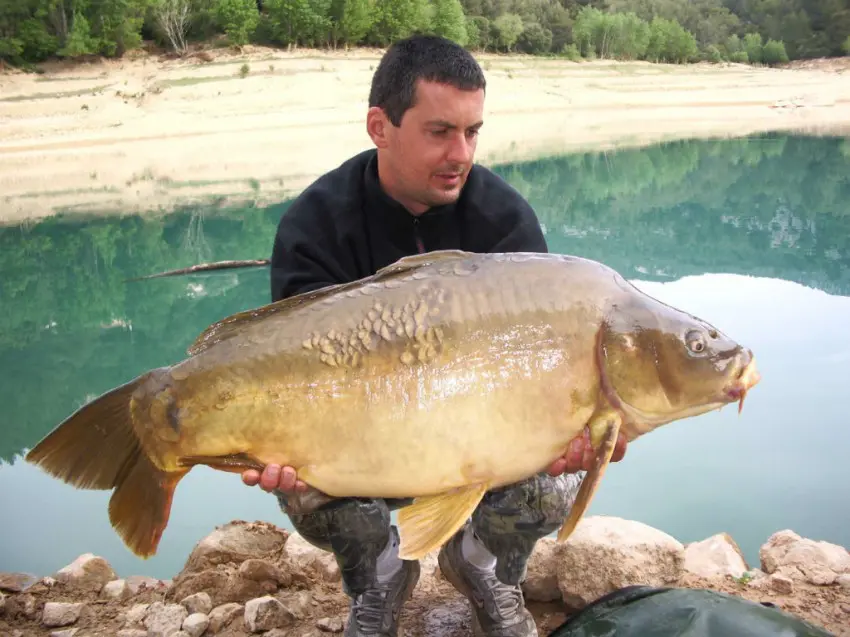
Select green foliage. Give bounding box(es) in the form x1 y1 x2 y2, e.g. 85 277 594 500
491 12 523 51
762 39 789 65
431 0 467 46
843 34 850 54
0 0 841 66
212 0 259 45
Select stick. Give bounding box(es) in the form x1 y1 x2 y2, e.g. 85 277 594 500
126 259 270 282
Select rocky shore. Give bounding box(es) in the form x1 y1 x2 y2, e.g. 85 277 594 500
2 515 848 637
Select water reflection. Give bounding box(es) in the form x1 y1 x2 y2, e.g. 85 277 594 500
0 133 848 579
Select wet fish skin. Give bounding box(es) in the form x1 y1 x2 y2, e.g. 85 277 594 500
25 250 760 560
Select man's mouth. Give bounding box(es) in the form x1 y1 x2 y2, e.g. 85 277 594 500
435 172 462 186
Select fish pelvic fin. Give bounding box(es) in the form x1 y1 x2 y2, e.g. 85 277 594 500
397 482 489 560
24 369 185 558
556 410 622 543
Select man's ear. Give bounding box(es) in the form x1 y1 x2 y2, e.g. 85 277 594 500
366 106 390 149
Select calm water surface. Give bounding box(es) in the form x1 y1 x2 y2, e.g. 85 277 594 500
1 133 848 579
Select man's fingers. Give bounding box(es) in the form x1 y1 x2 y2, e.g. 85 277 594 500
547 457 568 476
242 469 260 486
279 466 298 492
259 464 281 492
611 433 627 463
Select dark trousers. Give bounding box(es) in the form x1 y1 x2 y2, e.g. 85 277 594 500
275 471 584 597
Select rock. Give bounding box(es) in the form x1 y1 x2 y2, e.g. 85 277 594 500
101 579 131 600
54 554 117 593
208 602 244 633
769 573 794 594
116 631 147 637
0 572 39 593
49 629 78 637
171 633 190 637
317 616 344 632
555 516 685 608
245 595 296 631
183 612 210 637
760 529 850 585
0 590 5 614
239 558 291 585
181 591 213 615
126 575 168 594
42 602 84 627
521 537 560 602
837 574 850 590
143 601 189 637
223 569 281 602
276 590 312 619
684 532 749 578
8 593 38 619
183 520 289 573
284 532 341 582
167 568 229 604
122 603 150 627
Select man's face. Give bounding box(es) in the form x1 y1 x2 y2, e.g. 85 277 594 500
369 79 484 214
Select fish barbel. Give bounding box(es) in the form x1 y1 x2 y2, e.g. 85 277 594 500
25 250 760 560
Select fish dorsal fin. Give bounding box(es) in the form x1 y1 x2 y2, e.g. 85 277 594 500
373 249 474 277
186 250 475 357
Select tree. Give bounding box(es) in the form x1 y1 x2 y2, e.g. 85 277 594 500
153 0 192 54
491 12 523 51
432 0 467 45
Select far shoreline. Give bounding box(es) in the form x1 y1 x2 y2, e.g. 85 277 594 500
1 46 850 228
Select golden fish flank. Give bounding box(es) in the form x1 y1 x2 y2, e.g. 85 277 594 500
24 249 761 562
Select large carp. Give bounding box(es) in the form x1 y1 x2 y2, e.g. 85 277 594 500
26 250 760 561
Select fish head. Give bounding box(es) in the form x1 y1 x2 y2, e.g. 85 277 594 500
598 292 760 437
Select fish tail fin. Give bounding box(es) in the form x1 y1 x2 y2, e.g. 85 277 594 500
108 445 187 558
25 370 186 558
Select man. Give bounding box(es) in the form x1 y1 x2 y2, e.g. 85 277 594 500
242 34 627 637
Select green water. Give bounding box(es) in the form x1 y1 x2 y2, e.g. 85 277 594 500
1 133 848 580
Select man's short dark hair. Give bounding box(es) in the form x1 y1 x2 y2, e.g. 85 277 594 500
369 35 486 127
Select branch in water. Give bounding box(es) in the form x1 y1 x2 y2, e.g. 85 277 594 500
127 259 270 281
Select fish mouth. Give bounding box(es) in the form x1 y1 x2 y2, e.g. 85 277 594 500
724 353 761 414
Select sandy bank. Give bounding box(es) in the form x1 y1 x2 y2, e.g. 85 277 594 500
1 47 849 226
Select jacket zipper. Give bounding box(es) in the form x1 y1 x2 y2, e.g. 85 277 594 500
413 218 425 254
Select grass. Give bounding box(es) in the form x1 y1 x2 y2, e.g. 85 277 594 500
0 84 111 102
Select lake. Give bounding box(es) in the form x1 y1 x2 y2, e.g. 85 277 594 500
1 132 848 581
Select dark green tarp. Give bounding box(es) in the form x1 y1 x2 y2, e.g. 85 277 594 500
547 585 837 637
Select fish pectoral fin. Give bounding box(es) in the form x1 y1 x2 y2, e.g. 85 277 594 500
556 411 622 543
178 453 265 474
396 483 489 560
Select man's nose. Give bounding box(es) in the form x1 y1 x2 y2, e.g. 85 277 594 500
446 134 473 164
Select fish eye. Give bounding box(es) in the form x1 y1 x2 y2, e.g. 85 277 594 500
685 330 706 354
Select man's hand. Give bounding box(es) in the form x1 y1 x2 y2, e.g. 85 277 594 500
546 429 628 476
242 465 308 493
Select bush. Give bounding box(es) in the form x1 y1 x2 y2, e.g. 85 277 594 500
762 39 789 65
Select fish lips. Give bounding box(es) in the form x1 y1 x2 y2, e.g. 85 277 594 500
723 352 761 413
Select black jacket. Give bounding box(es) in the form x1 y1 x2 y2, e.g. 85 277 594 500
270 148 548 302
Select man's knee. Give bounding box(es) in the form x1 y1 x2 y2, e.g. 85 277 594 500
469 471 584 585
475 471 584 534
275 492 393 596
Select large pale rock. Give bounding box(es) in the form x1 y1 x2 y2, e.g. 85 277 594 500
183 520 289 573
182 612 210 637
101 579 132 600
126 575 168 594
42 602 84 627
521 538 560 602
180 592 213 615
116 630 147 637
122 603 150 627
684 532 749 578
208 602 244 633
760 529 850 585
244 595 295 631
555 516 685 608
284 532 341 582
54 554 117 593
0 590 5 614
144 601 189 637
